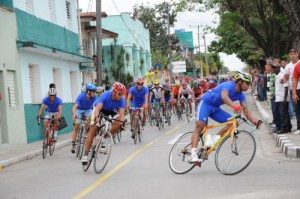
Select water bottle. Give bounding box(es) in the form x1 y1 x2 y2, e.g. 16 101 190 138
205 134 212 147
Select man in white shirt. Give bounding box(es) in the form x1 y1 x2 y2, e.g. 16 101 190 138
281 48 300 134
273 63 291 134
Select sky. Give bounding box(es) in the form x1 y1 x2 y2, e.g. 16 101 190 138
78 0 245 72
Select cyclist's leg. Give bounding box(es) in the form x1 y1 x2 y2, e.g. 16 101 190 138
72 109 84 152
110 110 125 135
188 96 193 114
190 101 216 162
210 108 232 136
82 108 99 163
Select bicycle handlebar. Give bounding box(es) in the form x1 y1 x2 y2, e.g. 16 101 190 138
227 114 263 130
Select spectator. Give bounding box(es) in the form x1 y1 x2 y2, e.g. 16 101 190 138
257 73 266 101
273 63 291 134
291 61 300 135
266 59 277 128
282 48 299 124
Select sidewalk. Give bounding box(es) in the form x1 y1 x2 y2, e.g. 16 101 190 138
253 96 300 158
0 114 131 170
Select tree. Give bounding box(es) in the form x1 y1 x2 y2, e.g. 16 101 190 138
180 0 298 69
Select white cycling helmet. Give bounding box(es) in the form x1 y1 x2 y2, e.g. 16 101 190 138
48 88 57 96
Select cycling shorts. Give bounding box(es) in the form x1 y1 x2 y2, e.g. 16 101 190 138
196 100 231 123
75 109 92 124
181 94 192 100
164 96 171 102
153 98 161 108
45 112 58 121
194 93 201 99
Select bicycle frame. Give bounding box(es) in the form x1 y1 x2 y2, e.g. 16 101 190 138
203 119 237 155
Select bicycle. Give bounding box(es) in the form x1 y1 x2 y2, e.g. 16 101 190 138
75 113 90 159
176 100 183 121
130 107 144 144
169 114 263 175
164 101 172 126
180 97 191 122
37 116 60 159
82 113 126 174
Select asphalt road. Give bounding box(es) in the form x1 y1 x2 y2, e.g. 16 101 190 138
1 94 300 199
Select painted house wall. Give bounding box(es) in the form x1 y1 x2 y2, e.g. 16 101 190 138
101 13 152 79
12 0 82 143
0 6 27 147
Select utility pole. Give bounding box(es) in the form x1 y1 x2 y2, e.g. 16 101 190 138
197 25 203 78
96 0 102 85
203 34 209 75
167 3 173 80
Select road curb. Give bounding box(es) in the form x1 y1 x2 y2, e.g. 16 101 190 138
0 139 71 169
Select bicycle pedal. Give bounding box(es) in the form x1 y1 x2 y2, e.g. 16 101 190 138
194 162 202 167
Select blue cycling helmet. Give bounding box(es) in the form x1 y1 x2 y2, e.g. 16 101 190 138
85 83 97 91
147 83 153 88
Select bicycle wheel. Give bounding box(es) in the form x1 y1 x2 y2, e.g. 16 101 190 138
82 146 94 172
215 130 256 175
76 126 84 157
49 132 56 155
117 130 122 142
42 129 49 159
94 132 112 174
78 131 86 159
185 104 190 123
138 117 142 143
169 132 202 174
134 117 139 144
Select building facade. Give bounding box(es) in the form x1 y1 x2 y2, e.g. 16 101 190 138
0 0 89 145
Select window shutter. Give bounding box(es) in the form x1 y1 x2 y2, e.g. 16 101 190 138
7 71 16 108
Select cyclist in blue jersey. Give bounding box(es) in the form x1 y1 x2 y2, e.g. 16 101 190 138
37 88 63 142
70 83 97 153
81 82 126 164
189 71 259 163
126 78 149 138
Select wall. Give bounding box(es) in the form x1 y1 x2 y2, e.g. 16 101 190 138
0 6 27 147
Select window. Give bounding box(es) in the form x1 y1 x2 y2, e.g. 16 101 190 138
53 69 62 98
7 71 16 108
48 0 56 22
25 0 34 13
82 40 91 57
70 71 78 102
66 1 72 29
28 65 41 103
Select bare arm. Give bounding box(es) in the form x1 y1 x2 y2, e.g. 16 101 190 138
126 94 132 108
38 104 46 117
292 77 299 102
72 103 78 120
221 90 236 108
57 105 62 119
241 101 255 124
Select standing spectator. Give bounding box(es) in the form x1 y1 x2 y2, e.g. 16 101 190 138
257 73 266 101
282 48 300 129
273 63 291 134
266 59 277 128
291 61 300 135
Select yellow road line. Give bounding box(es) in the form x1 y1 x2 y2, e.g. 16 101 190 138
73 120 190 199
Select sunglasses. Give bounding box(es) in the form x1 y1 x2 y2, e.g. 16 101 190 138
290 50 297 53
117 92 124 96
137 83 143 86
49 95 56 97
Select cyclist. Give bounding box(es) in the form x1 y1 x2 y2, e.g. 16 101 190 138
189 71 258 163
149 80 164 126
70 83 97 153
96 86 104 97
192 79 203 112
37 88 62 142
171 82 180 113
127 78 149 138
178 81 193 116
81 82 126 164
162 82 172 122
